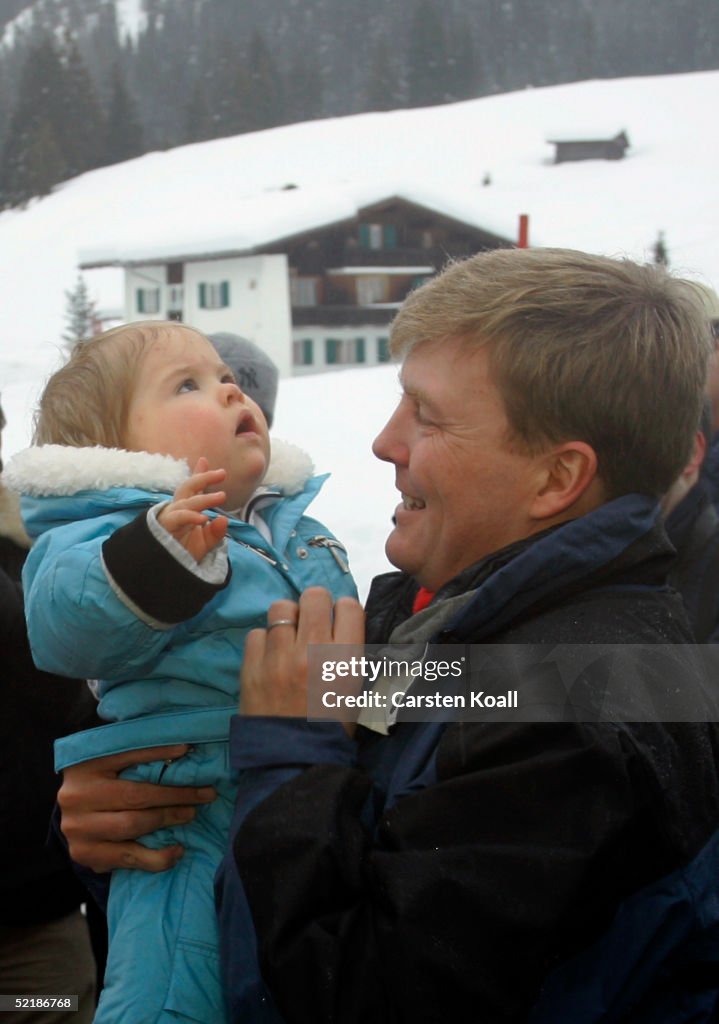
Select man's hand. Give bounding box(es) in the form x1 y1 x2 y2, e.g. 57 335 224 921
157 457 228 562
58 744 216 874
241 587 365 730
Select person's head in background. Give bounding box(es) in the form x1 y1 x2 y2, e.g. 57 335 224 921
0 397 5 474
662 400 713 517
693 283 719 433
208 333 279 429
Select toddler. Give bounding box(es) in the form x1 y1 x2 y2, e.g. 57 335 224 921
6 321 357 1024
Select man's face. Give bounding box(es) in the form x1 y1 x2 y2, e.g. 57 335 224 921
372 337 546 591
125 329 270 510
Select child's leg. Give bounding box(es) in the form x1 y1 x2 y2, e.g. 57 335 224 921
93 747 233 1024
94 844 229 1024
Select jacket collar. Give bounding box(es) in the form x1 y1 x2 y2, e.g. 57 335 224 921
3 438 314 499
374 494 670 644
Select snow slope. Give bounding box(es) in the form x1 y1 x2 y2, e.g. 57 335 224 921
1 69 717 595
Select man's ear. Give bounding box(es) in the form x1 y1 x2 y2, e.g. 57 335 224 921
530 442 600 521
684 429 707 479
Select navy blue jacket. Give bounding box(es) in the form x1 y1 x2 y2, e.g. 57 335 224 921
666 478 719 643
217 495 719 1023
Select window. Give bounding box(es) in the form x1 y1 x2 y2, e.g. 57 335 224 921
358 223 396 249
377 337 390 363
293 339 314 366
198 281 230 309
325 338 341 365
325 338 366 366
290 277 318 307
358 223 383 250
136 288 160 315
357 275 386 306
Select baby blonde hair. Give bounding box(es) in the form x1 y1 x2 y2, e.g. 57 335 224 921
34 321 206 448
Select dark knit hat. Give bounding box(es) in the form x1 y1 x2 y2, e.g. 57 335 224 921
209 333 279 428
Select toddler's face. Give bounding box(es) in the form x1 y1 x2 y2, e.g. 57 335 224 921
124 329 270 510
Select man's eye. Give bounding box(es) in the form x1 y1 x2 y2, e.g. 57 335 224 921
177 378 197 393
221 373 236 385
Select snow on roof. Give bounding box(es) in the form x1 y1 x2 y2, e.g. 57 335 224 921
327 266 435 275
78 180 516 268
2 68 719 376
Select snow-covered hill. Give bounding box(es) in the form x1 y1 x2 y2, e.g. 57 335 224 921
1 70 717 595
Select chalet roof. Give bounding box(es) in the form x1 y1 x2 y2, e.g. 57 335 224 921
78 182 516 269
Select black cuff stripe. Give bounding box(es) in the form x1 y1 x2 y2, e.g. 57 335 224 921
102 511 231 624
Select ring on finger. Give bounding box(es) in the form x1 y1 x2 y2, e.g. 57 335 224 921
267 618 296 631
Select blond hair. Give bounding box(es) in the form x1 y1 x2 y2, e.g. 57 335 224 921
34 321 206 448
391 248 712 498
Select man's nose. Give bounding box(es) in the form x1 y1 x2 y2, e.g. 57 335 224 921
372 410 407 465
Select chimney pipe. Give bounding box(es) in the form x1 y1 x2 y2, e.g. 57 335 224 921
518 214 529 248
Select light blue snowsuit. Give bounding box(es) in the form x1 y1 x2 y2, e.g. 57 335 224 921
8 442 357 1024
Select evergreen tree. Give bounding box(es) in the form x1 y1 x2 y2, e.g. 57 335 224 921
445 15 482 101
61 39 106 176
62 274 98 352
365 38 403 112
0 39 67 205
22 119 67 201
285 51 324 123
104 63 144 165
245 31 286 131
184 77 215 143
406 0 449 107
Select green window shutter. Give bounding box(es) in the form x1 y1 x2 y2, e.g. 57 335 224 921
355 337 366 363
199 283 207 308
221 281 230 307
377 337 390 363
303 339 313 365
358 224 370 247
136 288 144 313
383 224 397 248
326 338 340 364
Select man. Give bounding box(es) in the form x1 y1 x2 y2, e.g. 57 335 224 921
57 249 719 1022
664 403 719 642
694 284 719 506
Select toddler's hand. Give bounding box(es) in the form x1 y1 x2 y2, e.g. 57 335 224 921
157 457 228 562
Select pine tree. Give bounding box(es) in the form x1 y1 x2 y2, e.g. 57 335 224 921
61 39 106 177
285 51 324 123
245 31 286 131
184 77 214 143
0 39 67 206
365 38 403 112
0 37 104 206
406 0 449 107
62 274 98 352
104 63 144 165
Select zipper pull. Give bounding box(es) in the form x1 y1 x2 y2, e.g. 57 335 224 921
307 535 350 573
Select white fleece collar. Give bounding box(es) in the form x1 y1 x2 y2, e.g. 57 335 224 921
3 438 315 499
